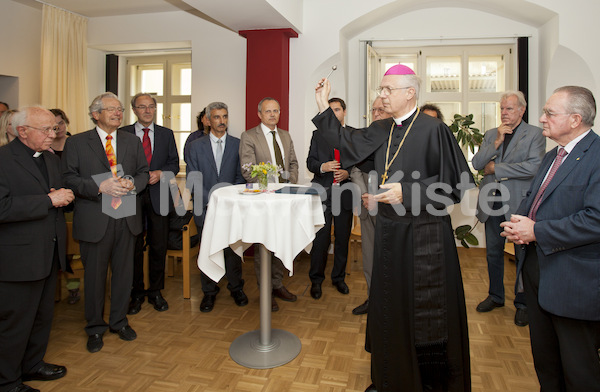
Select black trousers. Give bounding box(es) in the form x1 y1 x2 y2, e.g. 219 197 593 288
0 252 58 392
309 202 352 284
80 218 135 336
132 190 169 298
523 244 600 392
200 247 244 295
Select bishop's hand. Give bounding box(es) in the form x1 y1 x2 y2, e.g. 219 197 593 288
315 78 331 113
373 182 403 205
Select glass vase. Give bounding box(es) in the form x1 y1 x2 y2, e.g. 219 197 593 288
258 175 269 191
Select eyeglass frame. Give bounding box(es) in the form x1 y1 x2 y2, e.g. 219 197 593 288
541 108 572 118
100 106 125 113
376 86 412 96
22 124 59 135
133 105 157 111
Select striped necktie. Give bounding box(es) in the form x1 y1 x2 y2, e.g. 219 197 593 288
105 135 121 209
527 147 567 221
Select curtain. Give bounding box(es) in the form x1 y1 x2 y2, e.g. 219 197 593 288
40 4 88 134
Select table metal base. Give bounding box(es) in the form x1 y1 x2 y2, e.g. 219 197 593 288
229 329 301 369
229 244 301 369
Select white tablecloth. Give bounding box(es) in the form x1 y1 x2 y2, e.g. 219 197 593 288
198 184 325 282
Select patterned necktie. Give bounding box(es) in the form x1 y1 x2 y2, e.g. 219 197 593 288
105 135 121 209
528 147 567 221
271 131 285 183
142 127 152 165
215 139 223 175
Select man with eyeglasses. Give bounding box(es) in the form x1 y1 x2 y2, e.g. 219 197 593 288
0 106 74 392
313 64 473 392
62 92 149 354
240 97 299 312
472 91 545 328
501 86 600 391
349 96 392 316
120 93 179 315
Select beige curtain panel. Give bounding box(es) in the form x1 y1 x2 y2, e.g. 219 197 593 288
40 4 89 134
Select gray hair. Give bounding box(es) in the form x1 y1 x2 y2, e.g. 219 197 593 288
400 74 421 100
130 93 157 108
258 97 279 112
89 92 121 124
501 90 527 108
554 86 596 127
205 102 228 119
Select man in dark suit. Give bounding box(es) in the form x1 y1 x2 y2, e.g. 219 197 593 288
473 91 545 327
307 97 354 300
502 86 600 391
0 107 73 392
186 101 247 312
240 97 299 311
121 93 179 314
62 92 149 354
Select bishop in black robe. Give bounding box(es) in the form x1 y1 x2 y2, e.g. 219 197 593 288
313 98 474 392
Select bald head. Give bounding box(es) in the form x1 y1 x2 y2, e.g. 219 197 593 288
371 97 391 121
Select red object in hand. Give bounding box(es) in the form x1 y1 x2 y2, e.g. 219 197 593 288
333 148 341 184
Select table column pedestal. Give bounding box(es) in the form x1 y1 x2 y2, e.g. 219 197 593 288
229 244 301 369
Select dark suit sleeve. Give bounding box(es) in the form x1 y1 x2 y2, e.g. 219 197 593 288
0 175 52 223
160 128 180 175
306 131 324 176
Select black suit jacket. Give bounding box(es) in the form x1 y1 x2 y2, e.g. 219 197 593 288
0 139 67 281
62 128 149 243
120 124 180 214
307 127 354 209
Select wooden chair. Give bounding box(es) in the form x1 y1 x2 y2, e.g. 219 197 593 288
165 215 199 299
348 215 362 262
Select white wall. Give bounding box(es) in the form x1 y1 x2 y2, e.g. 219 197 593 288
0 1 42 107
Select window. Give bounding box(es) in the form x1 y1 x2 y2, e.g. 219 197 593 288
126 54 192 165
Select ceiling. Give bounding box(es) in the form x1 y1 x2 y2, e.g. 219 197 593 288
13 0 300 33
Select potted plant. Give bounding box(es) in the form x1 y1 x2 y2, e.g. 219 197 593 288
449 114 484 248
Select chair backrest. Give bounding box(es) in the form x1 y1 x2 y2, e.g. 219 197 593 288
66 221 80 255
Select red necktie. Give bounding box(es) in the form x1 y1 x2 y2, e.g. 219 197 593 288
105 135 121 209
142 128 152 165
528 147 567 221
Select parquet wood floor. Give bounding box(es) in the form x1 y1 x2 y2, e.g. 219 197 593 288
33 247 539 391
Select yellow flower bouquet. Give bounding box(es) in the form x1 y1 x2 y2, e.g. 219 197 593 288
242 162 282 190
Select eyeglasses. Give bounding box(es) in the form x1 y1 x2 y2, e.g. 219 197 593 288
23 125 59 135
134 105 156 111
371 108 386 114
376 86 411 96
101 107 125 113
541 108 571 118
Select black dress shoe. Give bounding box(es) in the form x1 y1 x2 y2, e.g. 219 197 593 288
310 283 322 299
514 308 529 327
22 362 67 381
200 294 216 312
7 384 40 392
127 297 144 315
231 289 249 306
476 296 504 312
87 333 103 353
352 299 369 315
110 325 137 341
271 295 279 312
148 293 169 312
365 383 377 392
333 280 349 294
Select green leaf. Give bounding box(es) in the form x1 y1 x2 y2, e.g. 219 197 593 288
465 233 479 246
460 239 469 248
455 225 471 236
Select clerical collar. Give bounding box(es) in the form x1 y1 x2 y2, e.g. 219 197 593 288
393 105 418 126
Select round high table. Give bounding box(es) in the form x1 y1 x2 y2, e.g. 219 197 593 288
197 183 325 369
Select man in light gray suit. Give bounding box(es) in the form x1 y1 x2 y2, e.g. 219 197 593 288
239 97 299 311
472 90 545 326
